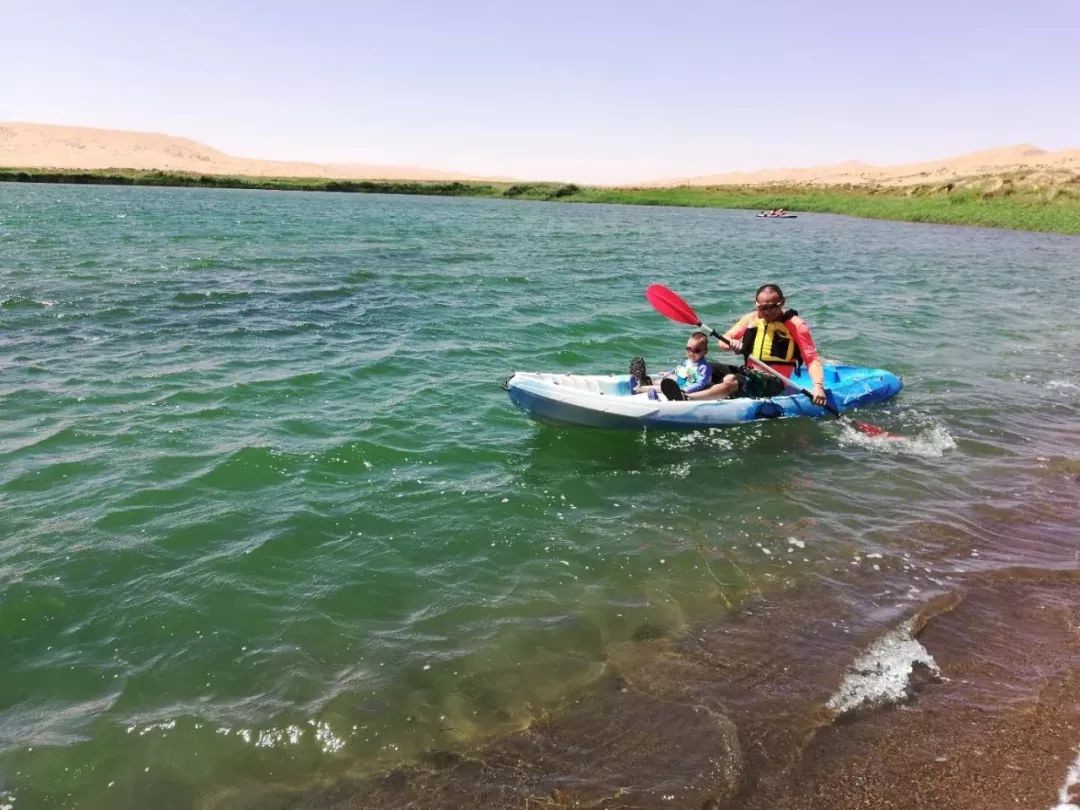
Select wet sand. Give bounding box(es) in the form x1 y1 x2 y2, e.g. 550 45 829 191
742 573 1080 810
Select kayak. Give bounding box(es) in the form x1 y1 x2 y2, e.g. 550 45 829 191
756 213 797 218
504 364 902 430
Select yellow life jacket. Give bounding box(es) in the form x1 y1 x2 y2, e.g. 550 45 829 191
740 310 803 369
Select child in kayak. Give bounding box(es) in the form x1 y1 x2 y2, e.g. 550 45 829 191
629 331 713 400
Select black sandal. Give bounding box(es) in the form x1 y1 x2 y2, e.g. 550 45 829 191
660 377 685 401
629 356 653 388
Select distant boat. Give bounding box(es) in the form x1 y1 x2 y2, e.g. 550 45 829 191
756 212 798 219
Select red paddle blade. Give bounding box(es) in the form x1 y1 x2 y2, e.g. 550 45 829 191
850 419 902 440
646 284 701 326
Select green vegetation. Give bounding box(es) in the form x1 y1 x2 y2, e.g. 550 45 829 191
572 182 1080 235
0 167 503 197
3 167 1078 235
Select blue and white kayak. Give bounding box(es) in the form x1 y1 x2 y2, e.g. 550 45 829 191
504 364 902 430
756 213 797 218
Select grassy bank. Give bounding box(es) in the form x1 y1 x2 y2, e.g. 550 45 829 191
3 167 1078 235
573 181 1080 235
0 167 508 197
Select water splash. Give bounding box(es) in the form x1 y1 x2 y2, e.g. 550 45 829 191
1047 379 1079 393
657 428 737 452
826 621 942 716
840 421 956 457
1052 749 1080 810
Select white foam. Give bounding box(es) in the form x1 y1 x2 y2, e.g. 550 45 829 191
216 723 308 749
666 462 692 478
840 422 957 458
309 719 346 753
827 623 941 716
1051 749 1080 809
663 430 736 452
256 725 305 748
126 720 176 736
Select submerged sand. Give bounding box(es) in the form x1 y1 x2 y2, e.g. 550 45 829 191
202 569 1080 809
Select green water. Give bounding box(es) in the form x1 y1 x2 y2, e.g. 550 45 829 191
1 184 1078 808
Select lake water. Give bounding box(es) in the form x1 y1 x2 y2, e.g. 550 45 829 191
1 184 1078 808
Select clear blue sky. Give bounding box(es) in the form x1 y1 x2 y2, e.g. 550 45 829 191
6 0 1079 183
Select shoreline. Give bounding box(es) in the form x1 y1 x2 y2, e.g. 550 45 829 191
216 568 1080 809
2 168 1078 235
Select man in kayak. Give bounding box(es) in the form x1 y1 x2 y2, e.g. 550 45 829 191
675 284 828 406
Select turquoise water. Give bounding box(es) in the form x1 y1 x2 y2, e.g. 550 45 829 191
1 184 1078 808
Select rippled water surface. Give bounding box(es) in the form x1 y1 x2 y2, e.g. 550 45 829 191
1 184 1078 808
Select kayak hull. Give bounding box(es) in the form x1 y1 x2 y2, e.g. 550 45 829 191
504 365 901 430
756 214 798 218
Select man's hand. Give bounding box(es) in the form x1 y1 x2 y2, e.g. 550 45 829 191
725 338 743 353
811 383 827 406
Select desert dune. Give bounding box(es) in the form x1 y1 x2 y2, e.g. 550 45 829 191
0 122 504 182
662 144 1080 187
2 122 1078 188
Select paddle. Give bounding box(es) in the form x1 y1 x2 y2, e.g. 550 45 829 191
645 284 897 438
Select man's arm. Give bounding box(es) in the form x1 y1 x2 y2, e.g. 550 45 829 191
791 319 827 405
719 313 754 353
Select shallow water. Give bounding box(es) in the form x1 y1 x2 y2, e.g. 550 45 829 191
0 184 1078 808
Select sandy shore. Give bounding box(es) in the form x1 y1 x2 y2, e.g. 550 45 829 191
740 572 1080 810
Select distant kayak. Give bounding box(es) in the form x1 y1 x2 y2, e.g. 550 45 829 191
756 213 798 218
504 364 901 430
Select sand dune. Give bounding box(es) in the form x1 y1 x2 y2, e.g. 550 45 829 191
0 122 506 182
663 144 1080 187
3 122 1078 188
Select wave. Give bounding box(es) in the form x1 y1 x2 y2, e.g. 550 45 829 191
840 420 957 457
431 252 496 265
825 617 943 716
1 295 56 309
171 290 253 304
190 445 295 491
1053 750 1080 810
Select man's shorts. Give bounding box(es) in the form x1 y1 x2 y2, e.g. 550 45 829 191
707 362 789 399
735 369 788 398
